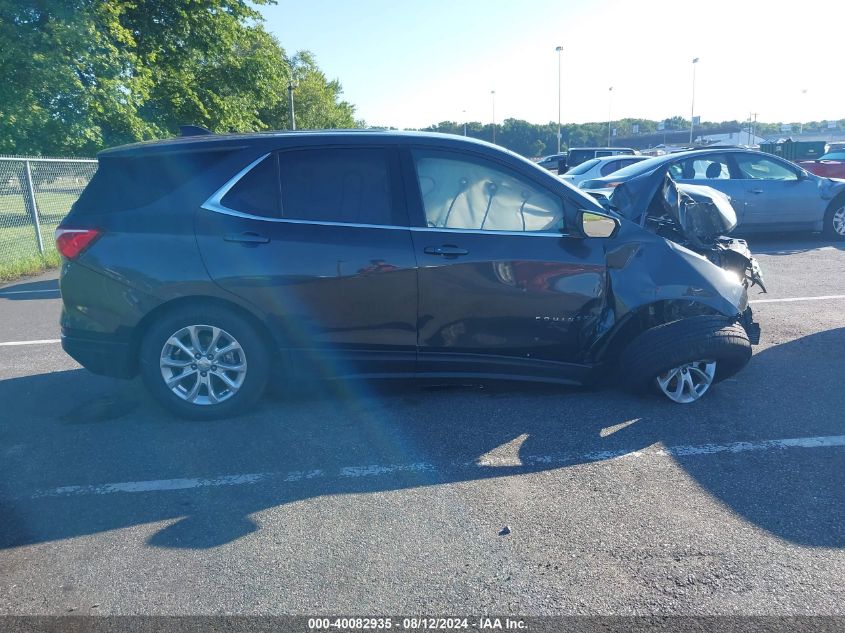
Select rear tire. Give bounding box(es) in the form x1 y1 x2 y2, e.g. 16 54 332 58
823 199 845 240
139 305 269 420
619 315 751 403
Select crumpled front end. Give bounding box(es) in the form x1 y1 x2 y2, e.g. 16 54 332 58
583 223 762 365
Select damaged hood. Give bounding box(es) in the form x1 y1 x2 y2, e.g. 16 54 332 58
662 179 737 246
608 166 737 246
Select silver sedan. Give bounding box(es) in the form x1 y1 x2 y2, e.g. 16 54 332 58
579 148 845 238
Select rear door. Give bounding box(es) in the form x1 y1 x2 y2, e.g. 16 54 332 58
195 146 418 376
404 147 608 381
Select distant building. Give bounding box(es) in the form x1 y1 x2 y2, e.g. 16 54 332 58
762 133 845 146
696 130 765 146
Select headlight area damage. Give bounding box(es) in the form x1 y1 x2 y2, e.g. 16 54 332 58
576 170 764 402
610 170 767 295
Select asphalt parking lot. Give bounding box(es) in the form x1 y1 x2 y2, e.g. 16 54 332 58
0 234 843 616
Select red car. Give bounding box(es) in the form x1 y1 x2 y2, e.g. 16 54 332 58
797 151 845 179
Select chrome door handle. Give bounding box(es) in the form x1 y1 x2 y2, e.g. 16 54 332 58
424 245 469 257
224 232 270 245
748 188 764 194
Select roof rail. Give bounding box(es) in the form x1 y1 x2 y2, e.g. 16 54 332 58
179 125 213 137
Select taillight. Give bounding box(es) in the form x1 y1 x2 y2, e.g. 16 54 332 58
55 228 101 259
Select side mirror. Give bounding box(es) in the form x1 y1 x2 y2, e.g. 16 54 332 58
578 209 620 239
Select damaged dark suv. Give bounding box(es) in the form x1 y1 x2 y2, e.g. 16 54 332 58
57 130 761 419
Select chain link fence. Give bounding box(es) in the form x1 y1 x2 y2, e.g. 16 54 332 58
0 156 97 275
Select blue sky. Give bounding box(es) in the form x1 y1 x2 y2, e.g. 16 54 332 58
261 0 843 128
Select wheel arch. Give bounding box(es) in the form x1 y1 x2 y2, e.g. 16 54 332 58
127 295 279 374
825 191 845 229
588 299 725 365
827 190 845 210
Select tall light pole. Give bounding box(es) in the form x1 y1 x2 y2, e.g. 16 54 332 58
288 81 297 130
689 57 699 144
799 89 807 135
607 86 613 147
750 112 759 146
556 45 563 154
491 90 496 144
462 109 467 136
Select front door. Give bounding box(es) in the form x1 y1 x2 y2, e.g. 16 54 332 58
727 153 820 228
405 148 608 381
195 146 417 376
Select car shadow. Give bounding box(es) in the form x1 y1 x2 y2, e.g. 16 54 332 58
1 328 843 551
739 232 845 255
0 277 60 300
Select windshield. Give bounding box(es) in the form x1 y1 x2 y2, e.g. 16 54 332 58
821 152 845 161
566 158 601 175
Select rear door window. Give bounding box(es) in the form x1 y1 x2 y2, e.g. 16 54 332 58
278 148 400 225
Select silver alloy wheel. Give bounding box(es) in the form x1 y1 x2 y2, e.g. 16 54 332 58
159 325 247 406
832 206 845 236
655 360 716 404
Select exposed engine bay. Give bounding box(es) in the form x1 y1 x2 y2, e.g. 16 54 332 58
648 177 767 293
605 171 767 294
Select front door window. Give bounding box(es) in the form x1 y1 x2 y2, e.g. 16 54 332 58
413 152 564 233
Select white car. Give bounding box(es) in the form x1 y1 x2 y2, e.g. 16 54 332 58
560 155 649 187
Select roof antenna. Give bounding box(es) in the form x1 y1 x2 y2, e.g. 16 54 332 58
179 125 213 137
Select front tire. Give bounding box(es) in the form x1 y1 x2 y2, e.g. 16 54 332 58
619 316 751 404
824 200 845 240
139 305 269 420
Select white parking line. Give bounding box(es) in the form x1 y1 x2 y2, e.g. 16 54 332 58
751 294 845 304
0 289 60 296
26 434 845 500
0 339 61 346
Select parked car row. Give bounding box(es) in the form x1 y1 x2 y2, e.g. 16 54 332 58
537 147 637 174
58 130 761 418
797 150 845 179
559 155 649 187
579 148 845 238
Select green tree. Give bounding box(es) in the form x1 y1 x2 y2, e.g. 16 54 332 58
0 0 358 156
122 0 287 135
0 0 154 155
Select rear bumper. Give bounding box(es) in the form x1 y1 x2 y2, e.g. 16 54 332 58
61 329 136 378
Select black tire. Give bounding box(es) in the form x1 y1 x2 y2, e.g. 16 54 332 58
139 304 269 420
823 198 845 240
619 315 751 396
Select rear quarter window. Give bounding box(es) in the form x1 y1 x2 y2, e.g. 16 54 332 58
567 158 601 175
599 160 622 176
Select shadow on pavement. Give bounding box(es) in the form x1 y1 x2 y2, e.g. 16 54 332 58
1 328 843 550
739 232 845 256
0 277 60 300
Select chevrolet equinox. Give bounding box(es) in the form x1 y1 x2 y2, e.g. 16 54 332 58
57 130 760 419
